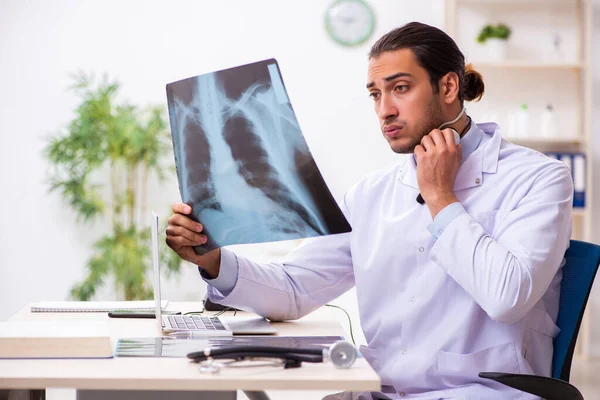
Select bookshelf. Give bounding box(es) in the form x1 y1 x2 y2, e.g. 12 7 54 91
470 61 584 69
445 0 594 358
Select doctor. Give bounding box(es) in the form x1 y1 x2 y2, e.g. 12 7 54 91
166 22 573 399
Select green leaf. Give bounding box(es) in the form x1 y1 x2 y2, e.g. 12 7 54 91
477 23 511 43
46 72 179 300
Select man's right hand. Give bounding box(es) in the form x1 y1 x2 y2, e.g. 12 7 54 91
166 202 221 279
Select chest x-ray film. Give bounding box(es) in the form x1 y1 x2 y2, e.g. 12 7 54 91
166 59 351 254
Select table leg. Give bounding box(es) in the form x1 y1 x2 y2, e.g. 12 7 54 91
0 390 45 400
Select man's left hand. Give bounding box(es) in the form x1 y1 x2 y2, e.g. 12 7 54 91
414 128 462 218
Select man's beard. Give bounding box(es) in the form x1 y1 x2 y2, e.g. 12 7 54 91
391 97 445 154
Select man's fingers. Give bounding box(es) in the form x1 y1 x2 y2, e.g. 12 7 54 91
441 129 458 150
420 135 434 151
168 213 203 233
428 130 446 147
166 235 203 252
414 144 425 162
172 202 192 215
165 236 182 252
414 144 424 156
166 225 207 245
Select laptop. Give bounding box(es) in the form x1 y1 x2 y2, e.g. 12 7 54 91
151 212 277 336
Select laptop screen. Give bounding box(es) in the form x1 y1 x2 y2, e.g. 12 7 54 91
151 212 163 329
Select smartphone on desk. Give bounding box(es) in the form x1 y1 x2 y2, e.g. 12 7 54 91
108 310 181 319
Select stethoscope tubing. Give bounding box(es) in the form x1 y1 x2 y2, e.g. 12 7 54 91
188 350 324 363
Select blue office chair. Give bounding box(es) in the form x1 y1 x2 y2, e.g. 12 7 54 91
479 239 600 400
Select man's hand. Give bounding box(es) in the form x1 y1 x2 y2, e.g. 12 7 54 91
166 202 221 278
414 128 462 218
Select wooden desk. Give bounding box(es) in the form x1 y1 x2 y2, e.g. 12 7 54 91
0 303 380 398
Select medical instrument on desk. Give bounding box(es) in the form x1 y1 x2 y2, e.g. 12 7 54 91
187 340 357 374
416 106 470 205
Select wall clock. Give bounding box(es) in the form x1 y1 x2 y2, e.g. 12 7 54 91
325 0 376 47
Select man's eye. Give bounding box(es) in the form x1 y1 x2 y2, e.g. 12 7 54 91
369 92 380 100
394 85 408 93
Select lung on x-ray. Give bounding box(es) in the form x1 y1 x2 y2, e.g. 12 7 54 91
166 59 352 254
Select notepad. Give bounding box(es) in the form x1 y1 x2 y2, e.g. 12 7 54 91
31 300 169 313
0 321 113 358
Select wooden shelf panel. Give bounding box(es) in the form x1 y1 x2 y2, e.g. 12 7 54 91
457 0 580 6
503 137 584 145
471 61 584 70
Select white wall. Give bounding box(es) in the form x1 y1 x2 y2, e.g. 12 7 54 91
0 0 444 332
1 0 599 354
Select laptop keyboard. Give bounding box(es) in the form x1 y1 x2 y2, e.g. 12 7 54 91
167 315 227 331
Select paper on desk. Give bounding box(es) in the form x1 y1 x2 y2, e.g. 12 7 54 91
31 300 168 312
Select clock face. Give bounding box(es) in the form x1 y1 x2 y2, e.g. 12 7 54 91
325 0 375 47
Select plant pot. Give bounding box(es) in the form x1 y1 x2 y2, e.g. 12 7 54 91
484 38 507 61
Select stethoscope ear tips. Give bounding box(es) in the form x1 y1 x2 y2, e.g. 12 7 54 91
327 340 358 369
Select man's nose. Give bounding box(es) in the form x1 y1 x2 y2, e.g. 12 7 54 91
378 94 398 122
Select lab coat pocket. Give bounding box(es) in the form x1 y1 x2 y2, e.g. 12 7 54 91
473 210 498 236
522 307 560 360
437 342 520 377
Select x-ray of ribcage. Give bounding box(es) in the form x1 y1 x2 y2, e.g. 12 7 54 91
166 59 351 254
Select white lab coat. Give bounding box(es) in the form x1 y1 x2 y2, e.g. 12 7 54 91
208 123 573 399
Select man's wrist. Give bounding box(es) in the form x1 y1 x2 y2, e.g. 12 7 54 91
195 248 221 279
426 192 458 219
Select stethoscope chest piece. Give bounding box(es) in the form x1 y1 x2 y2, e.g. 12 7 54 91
327 340 358 369
198 360 221 375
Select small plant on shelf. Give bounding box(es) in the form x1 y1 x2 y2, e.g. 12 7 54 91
476 23 511 61
477 23 512 44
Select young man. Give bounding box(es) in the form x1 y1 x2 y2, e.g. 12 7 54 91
166 22 573 399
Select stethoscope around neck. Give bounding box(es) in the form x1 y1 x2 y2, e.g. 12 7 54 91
414 105 469 205
187 340 358 374
438 105 468 144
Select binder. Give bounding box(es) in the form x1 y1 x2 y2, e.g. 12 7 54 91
558 153 572 174
573 153 586 208
544 152 586 209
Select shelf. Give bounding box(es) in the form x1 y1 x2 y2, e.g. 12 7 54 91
457 0 579 6
470 61 584 70
503 137 583 145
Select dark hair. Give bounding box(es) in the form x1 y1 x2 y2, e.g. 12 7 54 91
369 22 484 103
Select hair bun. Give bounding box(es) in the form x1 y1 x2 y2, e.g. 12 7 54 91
464 63 485 102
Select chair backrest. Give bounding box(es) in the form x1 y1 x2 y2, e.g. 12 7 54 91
552 239 600 381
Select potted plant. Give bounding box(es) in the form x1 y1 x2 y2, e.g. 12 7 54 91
477 23 512 61
44 73 182 301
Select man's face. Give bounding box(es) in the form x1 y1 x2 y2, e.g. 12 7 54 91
367 49 445 154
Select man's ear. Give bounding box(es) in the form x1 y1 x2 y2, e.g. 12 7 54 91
440 72 460 105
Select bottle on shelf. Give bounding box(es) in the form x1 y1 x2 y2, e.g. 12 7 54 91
540 104 557 139
516 103 529 139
